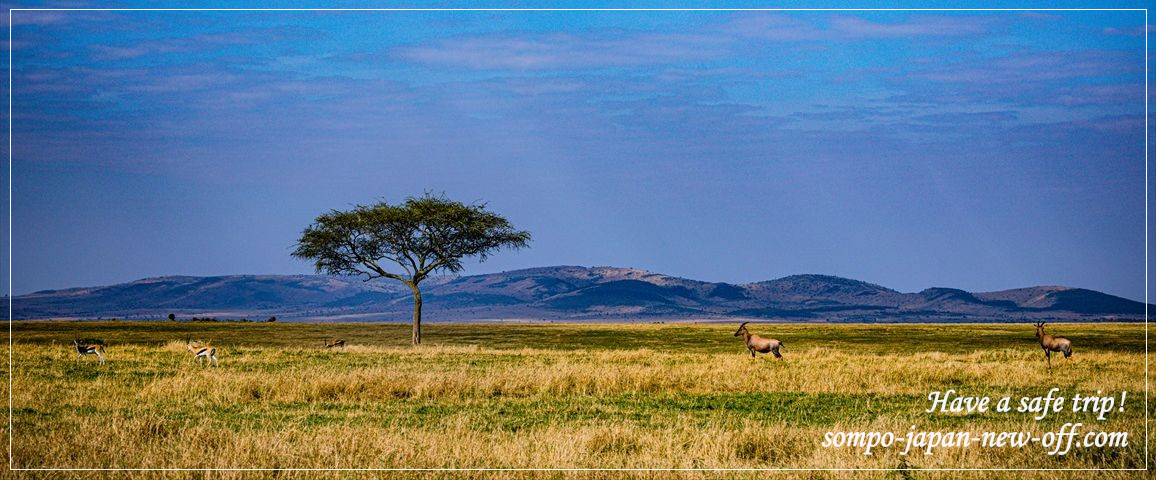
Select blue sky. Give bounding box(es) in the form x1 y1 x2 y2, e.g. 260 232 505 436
5 3 1152 302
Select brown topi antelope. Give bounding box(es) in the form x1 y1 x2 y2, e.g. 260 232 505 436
186 338 219 367
1033 321 1072 372
734 322 784 359
324 339 346 349
73 339 105 365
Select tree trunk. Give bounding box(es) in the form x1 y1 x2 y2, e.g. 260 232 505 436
410 284 423 345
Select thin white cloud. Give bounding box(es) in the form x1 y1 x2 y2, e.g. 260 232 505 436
828 15 992 38
718 13 823 41
393 31 730 70
907 50 1141 85
87 29 318 61
1102 25 1155 37
723 13 993 41
395 13 995 71
1020 12 1063 22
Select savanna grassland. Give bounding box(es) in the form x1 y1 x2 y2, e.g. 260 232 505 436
5 321 1151 479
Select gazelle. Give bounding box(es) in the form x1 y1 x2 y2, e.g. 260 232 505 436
734 322 784 359
1033 322 1072 372
324 339 346 349
186 339 219 367
73 339 105 365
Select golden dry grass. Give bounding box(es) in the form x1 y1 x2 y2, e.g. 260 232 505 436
4 321 1150 478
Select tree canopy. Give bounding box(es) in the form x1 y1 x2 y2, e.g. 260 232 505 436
292 194 530 344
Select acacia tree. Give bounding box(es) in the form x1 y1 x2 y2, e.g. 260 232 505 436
292 194 530 344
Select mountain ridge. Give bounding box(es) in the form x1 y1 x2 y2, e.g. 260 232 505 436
11 266 1150 322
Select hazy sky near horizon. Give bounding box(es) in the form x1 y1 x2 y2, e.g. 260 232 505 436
5 3 1152 301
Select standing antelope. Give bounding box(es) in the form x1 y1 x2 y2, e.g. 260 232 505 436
186 339 219 367
734 322 784 359
1033 322 1072 372
324 339 346 349
72 339 105 365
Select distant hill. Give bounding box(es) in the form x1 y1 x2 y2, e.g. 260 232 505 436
11 266 1150 322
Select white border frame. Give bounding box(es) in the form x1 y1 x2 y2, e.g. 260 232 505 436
5 7 1150 473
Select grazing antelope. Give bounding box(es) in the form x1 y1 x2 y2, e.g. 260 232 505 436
324 339 346 349
72 339 105 365
734 322 784 359
1033 322 1072 372
186 339 219 367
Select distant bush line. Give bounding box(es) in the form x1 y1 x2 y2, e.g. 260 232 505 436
168 315 277 323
